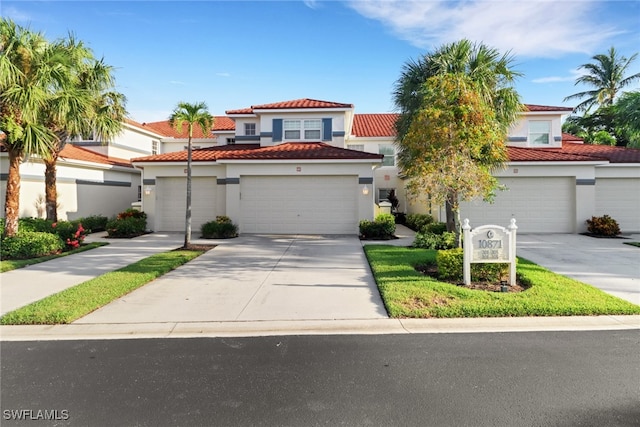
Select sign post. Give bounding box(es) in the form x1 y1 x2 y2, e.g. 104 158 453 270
463 218 517 285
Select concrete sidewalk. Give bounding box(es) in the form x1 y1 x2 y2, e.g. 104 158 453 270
1 232 188 315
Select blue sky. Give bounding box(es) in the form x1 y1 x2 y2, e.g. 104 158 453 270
3 0 640 123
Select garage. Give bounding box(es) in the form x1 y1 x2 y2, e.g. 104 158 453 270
156 177 217 232
240 175 358 234
595 178 640 232
460 177 575 233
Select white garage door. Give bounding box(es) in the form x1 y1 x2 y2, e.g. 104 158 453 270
460 177 575 233
156 177 217 232
240 176 358 234
595 178 640 232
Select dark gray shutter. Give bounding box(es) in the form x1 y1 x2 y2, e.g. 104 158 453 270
322 118 332 141
273 119 283 142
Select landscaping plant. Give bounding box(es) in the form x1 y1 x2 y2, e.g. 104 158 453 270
201 216 239 239
586 215 621 237
359 213 396 240
106 209 147 237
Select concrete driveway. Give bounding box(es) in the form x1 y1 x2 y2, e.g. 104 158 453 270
517 233 640 306
75 235 389 324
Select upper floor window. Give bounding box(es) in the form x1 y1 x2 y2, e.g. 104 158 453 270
227 138 236 145
283 119 322 141
152 140 159 155
244 123 256 136
379 144 395 166
347 144 364 152
529 121 550 145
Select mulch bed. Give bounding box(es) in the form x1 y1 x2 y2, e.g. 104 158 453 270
580 233 628 239
415 263 528 293
179 244 217 251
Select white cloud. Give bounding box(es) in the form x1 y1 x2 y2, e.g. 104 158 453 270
304 0 320 10
169 80 187 86
346 0 622 58
216 72 231 77
532 68 587 84
2 6 33 23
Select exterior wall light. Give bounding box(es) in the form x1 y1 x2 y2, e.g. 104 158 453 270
362 184 370 195
144 186 153 196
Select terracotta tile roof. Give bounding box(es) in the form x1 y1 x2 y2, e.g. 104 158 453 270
523 104 574 112
562 132 584 143
507 146 600 162
559 142 640 163
140 116 234 138
59 144 133 168
132 142 383 163
226 98 354 114
352 114 398 137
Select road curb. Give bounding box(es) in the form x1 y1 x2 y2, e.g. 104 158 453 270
1 315 639 341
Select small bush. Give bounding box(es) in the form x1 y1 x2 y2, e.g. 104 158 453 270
17 217 51 232
586 215 621 236
1 231 65 260
201 216 238 239
405 214 434 232
413 231 457 250
106 210 147 238
77 215 108 233
360 213 396 240
423 221 447 235
436 248 512 282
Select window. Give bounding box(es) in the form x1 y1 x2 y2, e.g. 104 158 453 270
244 123 256 136
378 188 393 203
529 121 551 145
283 119 322 141
379 144 395 166
152 140 158 155
137 185 142 202
227 138 236 145
348 144 364 151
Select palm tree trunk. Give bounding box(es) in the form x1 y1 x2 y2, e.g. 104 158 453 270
44 155 58 222
184 137 193 248
4 148 23 238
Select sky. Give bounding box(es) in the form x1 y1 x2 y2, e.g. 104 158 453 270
3 0 640 123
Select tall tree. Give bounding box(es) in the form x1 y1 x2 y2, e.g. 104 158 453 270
398 74 508 245
169 102 212 248
0 19 58 237
42 34 126 221
393 39 522 230
563 47 640 113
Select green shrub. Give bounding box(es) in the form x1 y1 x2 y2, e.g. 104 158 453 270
17 217 51 232
413 231 457 250
201 216 238 239
359 213 396 240
1 231 65 260
423 221 447 235
106 210 147 238
586 215 620 236
405 214 434 232
436 248 513 282
76 215 108 232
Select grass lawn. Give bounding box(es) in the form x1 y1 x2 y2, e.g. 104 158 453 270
0 242 109 273
623 242 640 248
0 249 205 325
364 245 640 318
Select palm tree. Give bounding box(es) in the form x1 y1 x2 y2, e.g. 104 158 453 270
564 47 640 113
42 34 127 221
393 39 523 231
169 102 212 248
0 19 59 237
394 39 523 139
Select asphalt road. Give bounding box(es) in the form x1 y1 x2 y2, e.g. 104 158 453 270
1 331 639 427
